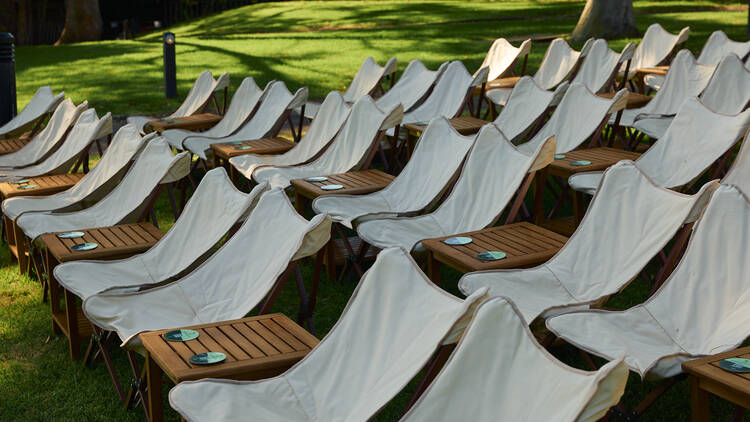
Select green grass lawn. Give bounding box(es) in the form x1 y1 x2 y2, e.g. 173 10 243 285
3 0 750 420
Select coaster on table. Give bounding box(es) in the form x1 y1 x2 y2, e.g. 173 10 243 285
164 329 200 342
444 236 472 246
570 160 591 166
234 146 253 150
71 243 98 251
320 184 344 191
720 358 750 373
58 231 85 239
554 154 566 159
12 179 30 185
17 184 38 190
306 176 328 182
477 251 507 261
189 352 226 365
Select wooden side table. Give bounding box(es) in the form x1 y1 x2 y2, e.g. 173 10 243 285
42 222 163 360
140 313 319 422
211 136 296 179
421 222 568 285
0 135 33 155
683 347 750 422
144 113 222 134
597 91 653 109
534 147 641 235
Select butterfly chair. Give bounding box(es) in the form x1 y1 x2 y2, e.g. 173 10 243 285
0 86 64 139
492 77 568 143
547 184 750 420
375 59 448 114
472 38 531 114
570 39 635 94
626 23 689 80
169 247 487 422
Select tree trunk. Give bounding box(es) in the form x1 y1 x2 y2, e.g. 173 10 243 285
16 0 32 45
570 0 639 43
55 0 102 45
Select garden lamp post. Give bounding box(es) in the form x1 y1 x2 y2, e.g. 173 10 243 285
163 32 177 98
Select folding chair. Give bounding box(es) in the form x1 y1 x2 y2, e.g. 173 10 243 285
0 86 64 139
375 59 448 114
303 56 397 120
460 161 715 324
570 39 635 94
625 23 690 80
229 91 350 180
168 247 487 422
127 70 231 134
401 297 629 422
547 184 750 420
472 38 531 113
251 96 403 189
492 77 568 143
722 128 750 193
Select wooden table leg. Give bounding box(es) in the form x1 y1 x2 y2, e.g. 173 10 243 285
65 288 81 360
146 352 165 422
427 251 441 287
14 222 28 274
573 191 585 224
47 251 63 335
4 216 16 263
690 376 710 422
532 171 547 225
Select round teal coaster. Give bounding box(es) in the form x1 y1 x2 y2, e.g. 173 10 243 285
58 231 85 239
477 251 507 261
17 184 38 190
570 160 592 166
229 141 243 145
12 179 30 185
720 358 750 373
444 236 472 246
164 329 199 342
71 243 98 251
234 146 253 150
189 352 226 365
321 184 343 191
554 154 566 159
306 176 328 182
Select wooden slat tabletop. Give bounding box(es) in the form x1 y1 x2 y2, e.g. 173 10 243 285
140 313 319 383
211 136 295 159
404 116 487 136
547 147 641 177
597 91 653 109
635 65 669 77
683 347 750 395
41 222 163 262
422 222 568 272
290 169 395 200
0 173 86 199
0 136 33 155
486 76 522 90
144 113 222 134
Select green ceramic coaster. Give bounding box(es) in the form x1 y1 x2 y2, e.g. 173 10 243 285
320 184 344 191
306 176 328 182
17 184 38 190
444 236 472 246
71 243 98 251
234 146 253 150
164 329 199 342
12 179 30 185
189 352 226 365
58 231 85 239
570 160 592 166
554 154 566 159
229 141 243 145
477 251 507 261
720 358 750 373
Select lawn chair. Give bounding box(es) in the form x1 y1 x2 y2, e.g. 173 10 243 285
162 77 266 151
169 247 487 422
0 108 113 182
546 184 750 420
492 77 568 143
83 188 330 406
486 38 592 107
183 81 308 161
0 86 64 139
625 23 689 80
303 56 397 119
252 96 402 188
53 168 266 301
229 91 350 180
569 97 750 195
472 38 531 112
356 124 554 253
571 39 635 94
459 161 715 324
0 99 87 169
400 297 629 422
722 129 750 193
634 53 750 139
127 70 230 133
375 59 448 113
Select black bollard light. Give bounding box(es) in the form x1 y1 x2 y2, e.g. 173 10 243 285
0 33 16 126
163 32 177 98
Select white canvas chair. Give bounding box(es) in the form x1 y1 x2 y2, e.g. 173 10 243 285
400 297 629 422
252 96 402 189
230 91 350 180
480 38 532 83
0 99 87 169
0 86 65 139
722 129 750 194
312 117 475 228
53 168 266 301
635 53 750 139
375 59 448 113
460 161 715 324
571 39 635 93
127 71 231 133
492 77 569 143
0 108 113 182
546 184 750 418
162 77 266 151
169 247 488 422
569 97 750 195
486 38 590 107
183 81 308 160
303 57 397 119
356 124 554 252
516 83 627 154
625 23 690 79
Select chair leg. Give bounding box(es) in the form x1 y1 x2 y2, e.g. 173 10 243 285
90 327 130 404
402 344 456 415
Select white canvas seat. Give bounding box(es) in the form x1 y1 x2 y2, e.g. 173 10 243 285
230 91 350 180
169 247 487 422
460 161 714 323
2 124 151 221
625 24 689 78
400 297 629 422
516 83 627 154
0 109 113 182
611 50 715 128
82 188 331 348
486 38 589 106
304 57 397 119
0 99 87 169
252 96 402 188
570 98 750 195
480 38 531 83
161 77 265 150
375 59 448 113
547 184 750 379
722 130 750 194
54 169 266 300
635 53 750 139
127 70 230 133
356 124 554 252
16 137 190 241
183 81 307 160
0 86 64 139
570 39 635 93
492 77 568 142
312 117 474 228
